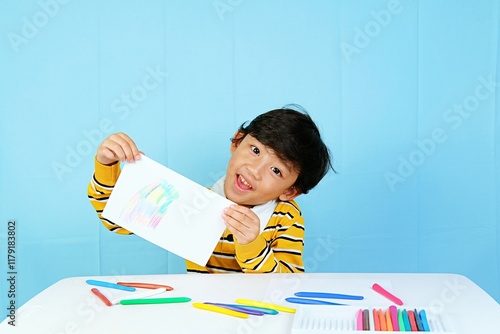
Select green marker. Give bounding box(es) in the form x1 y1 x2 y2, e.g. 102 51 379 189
120 297 191 305
398 309 406 331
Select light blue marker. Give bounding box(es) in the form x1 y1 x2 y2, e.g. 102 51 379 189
86 279 136 291
419 309 430 332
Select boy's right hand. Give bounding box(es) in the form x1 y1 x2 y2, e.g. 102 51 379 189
96 132 142 165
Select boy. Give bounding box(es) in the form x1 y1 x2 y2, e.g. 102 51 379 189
88 107 333 273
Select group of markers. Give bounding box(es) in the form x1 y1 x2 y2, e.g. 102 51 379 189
85 279 295 317
87 279 436 330
356 306 430 332
193 299 295 318
86 279 184 306
355 283 432 331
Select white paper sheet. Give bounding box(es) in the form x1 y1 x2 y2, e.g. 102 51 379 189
102 155 233 266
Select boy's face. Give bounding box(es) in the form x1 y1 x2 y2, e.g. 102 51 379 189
224 133 300 206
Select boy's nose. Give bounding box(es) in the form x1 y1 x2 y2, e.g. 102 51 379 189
247 162 265 181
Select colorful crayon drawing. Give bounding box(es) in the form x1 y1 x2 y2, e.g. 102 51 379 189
121 179 180 229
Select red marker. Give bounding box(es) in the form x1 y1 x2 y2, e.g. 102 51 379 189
372 283 404 305
407 310 418 331
91 288 112 307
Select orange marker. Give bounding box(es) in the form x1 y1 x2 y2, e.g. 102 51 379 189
385 309 393 331
91 288 111 307
117 282 173 290
379 309 387 331
373 308 381 331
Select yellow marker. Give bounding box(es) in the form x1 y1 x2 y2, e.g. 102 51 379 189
192 302 249 318
235 299 296 314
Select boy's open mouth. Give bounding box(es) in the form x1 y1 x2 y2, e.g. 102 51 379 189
236 174 253 191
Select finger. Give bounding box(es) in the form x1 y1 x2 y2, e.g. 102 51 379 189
226 204 251 215
101 139 127 162
223 215 259 245
96 143 123 165
224 216 258 238
105 133 140 162
115 133 141 160
222 207 248 231
109 133 136 162
100 147 118 161
223 207 249 228
230 205 260 221
223 219 244 237
226 205 259 225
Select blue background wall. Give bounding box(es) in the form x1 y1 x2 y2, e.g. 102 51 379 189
1 0 499 312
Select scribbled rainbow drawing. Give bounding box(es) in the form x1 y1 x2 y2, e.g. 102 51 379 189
121 179 180 229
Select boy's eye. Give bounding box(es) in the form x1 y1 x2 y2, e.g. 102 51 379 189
251 146 260 155
271 167 282 176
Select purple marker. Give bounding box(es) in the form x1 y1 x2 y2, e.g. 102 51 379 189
205 303 265 316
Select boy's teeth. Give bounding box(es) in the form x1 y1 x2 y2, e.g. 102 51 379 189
239 175 252 188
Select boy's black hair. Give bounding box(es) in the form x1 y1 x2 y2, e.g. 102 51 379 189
231 105 334 195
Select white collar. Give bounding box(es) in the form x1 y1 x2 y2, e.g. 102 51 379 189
211 176 277 232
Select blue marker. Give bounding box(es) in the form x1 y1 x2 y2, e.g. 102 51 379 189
419 309 430 332
294 291 364 300
402 309 411 331
86 279 136 292
285 297 346 305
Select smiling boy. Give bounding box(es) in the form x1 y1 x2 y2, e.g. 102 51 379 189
88 107 333 273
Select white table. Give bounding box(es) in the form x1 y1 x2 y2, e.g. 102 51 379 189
1 273 499 333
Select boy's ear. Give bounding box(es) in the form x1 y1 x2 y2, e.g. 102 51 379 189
278 186 301 201
230 131 245 153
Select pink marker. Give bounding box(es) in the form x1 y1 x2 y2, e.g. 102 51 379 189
389 305 399 331
356 309 364 330
372 283 404 305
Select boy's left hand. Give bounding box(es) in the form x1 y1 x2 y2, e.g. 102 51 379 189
222 205 260 245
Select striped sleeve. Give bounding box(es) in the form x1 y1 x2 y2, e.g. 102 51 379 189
234 201 305 273
87 157 132 235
